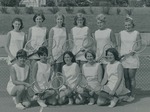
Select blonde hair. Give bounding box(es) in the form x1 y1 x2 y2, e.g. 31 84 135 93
96 14 106 22
55 12 65 27
125 15 135 27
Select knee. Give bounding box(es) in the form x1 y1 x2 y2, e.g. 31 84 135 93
22 101 31 108
17 85 25 92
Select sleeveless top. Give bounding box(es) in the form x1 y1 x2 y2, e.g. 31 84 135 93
94 28 112 63
7 64 29 91
120 30 140 68
62 63 80 89
52 27 67 63
35 61 51 90
72 26 89 61
82 63 101 91
105 61 130 95
8 30 25 64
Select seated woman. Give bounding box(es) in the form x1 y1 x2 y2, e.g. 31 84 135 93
81 50 103 105
6 49 31 110
32 46 57 107
97 48 130 107
59 51 85 105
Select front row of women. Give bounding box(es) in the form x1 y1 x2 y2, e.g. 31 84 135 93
6 46 131 109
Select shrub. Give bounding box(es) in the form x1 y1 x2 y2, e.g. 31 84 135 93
25 7 34 14
65 6 74 14
102 6 111 15
77 8 86 14
116 7 121 15
124 8 133 16
0 6 8 14
48 6 59 14
0 0 21 6
89 6 94 14
12 7 21 14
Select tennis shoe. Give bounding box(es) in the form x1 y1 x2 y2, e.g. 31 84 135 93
126 96 135 102
88 98 95 105
13 97 17 105
37 100 47 107
108 97 118 108
16 103 26 110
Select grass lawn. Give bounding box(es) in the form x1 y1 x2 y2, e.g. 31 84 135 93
0 13 150 35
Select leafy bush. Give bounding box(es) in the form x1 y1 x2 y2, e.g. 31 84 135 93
48 7 59 14
12 7 21 14
102 6 111 15
89 6 94 14
116 7 121 15
0 6 8 14
124 8 133 16
25 7 34 14
77 8 86 14
0 0 21 6
46 0 55 6
65 6 74 14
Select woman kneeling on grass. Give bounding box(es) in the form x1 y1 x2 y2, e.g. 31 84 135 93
6 49 31 110
97 48 130 107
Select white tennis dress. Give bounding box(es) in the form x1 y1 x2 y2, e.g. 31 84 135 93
82 63 101 91
29 26 47 59
71 26 89 61
34 61 51 91
94 28 112 64
51 27 67 63
6 64 29 94
103 61 130 95
120 30 140 68
62 63 80 90
8 30 25 65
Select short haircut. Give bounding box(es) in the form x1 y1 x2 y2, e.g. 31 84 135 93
33 13 45 22
55 12 65 27
106 48 120 61
125 15 135 28
16 49 27 59
63 51 76 64
37 46 48 56
12 17 24 30
85 50 96 60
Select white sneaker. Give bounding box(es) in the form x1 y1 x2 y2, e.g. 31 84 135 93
16 103 26 110
37 100 47 107
32 95 39 100
68 98 74 105
108 97 118 108
126 96 135 102
88 98 95 105
13 97 17 105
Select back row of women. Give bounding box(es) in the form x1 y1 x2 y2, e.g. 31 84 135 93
5 12 141 109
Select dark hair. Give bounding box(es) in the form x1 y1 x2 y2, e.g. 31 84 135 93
16 49 27 59
33 13 45 22
12 17 24 30
37 46 48 56
55 12 65 27
106 48 120 61
85 50 96 60
63 51 76 64
74 16 86 26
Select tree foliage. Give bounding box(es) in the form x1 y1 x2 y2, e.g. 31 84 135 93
0 0 21 6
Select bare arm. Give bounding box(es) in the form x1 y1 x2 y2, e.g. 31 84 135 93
110 30 117 49
48 28 54 58
97 64 103 83
134 31 142 52
27 27 32 41
101 67 108 86
117 33 121 56
5 32 14 59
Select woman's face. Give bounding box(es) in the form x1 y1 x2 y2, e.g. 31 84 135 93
77 18 84 27
35 16 43 26
56 15 64 27
86 52 94 63
97 20 105 30
40 53 48 63
17 57 26 65
13 21 21 31
106 51 115 63
64 54 72 65
124 21 133 32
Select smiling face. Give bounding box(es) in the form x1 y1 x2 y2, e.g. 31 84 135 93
97 20 106 30
124 21 133 32
106 51 115 63
39 53 48 63
64 54 72 65
56 15 64 27
86 52 95 63
17 56 26 66
13 21 21 31
76 17 84 27
35 16 43 26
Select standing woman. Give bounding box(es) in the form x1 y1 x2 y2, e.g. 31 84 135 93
48 12 68 73
117 16 141 101
27 13 48 61
70 13 92 67
82 50 103 105
5 18 26 65
93 14 117 74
